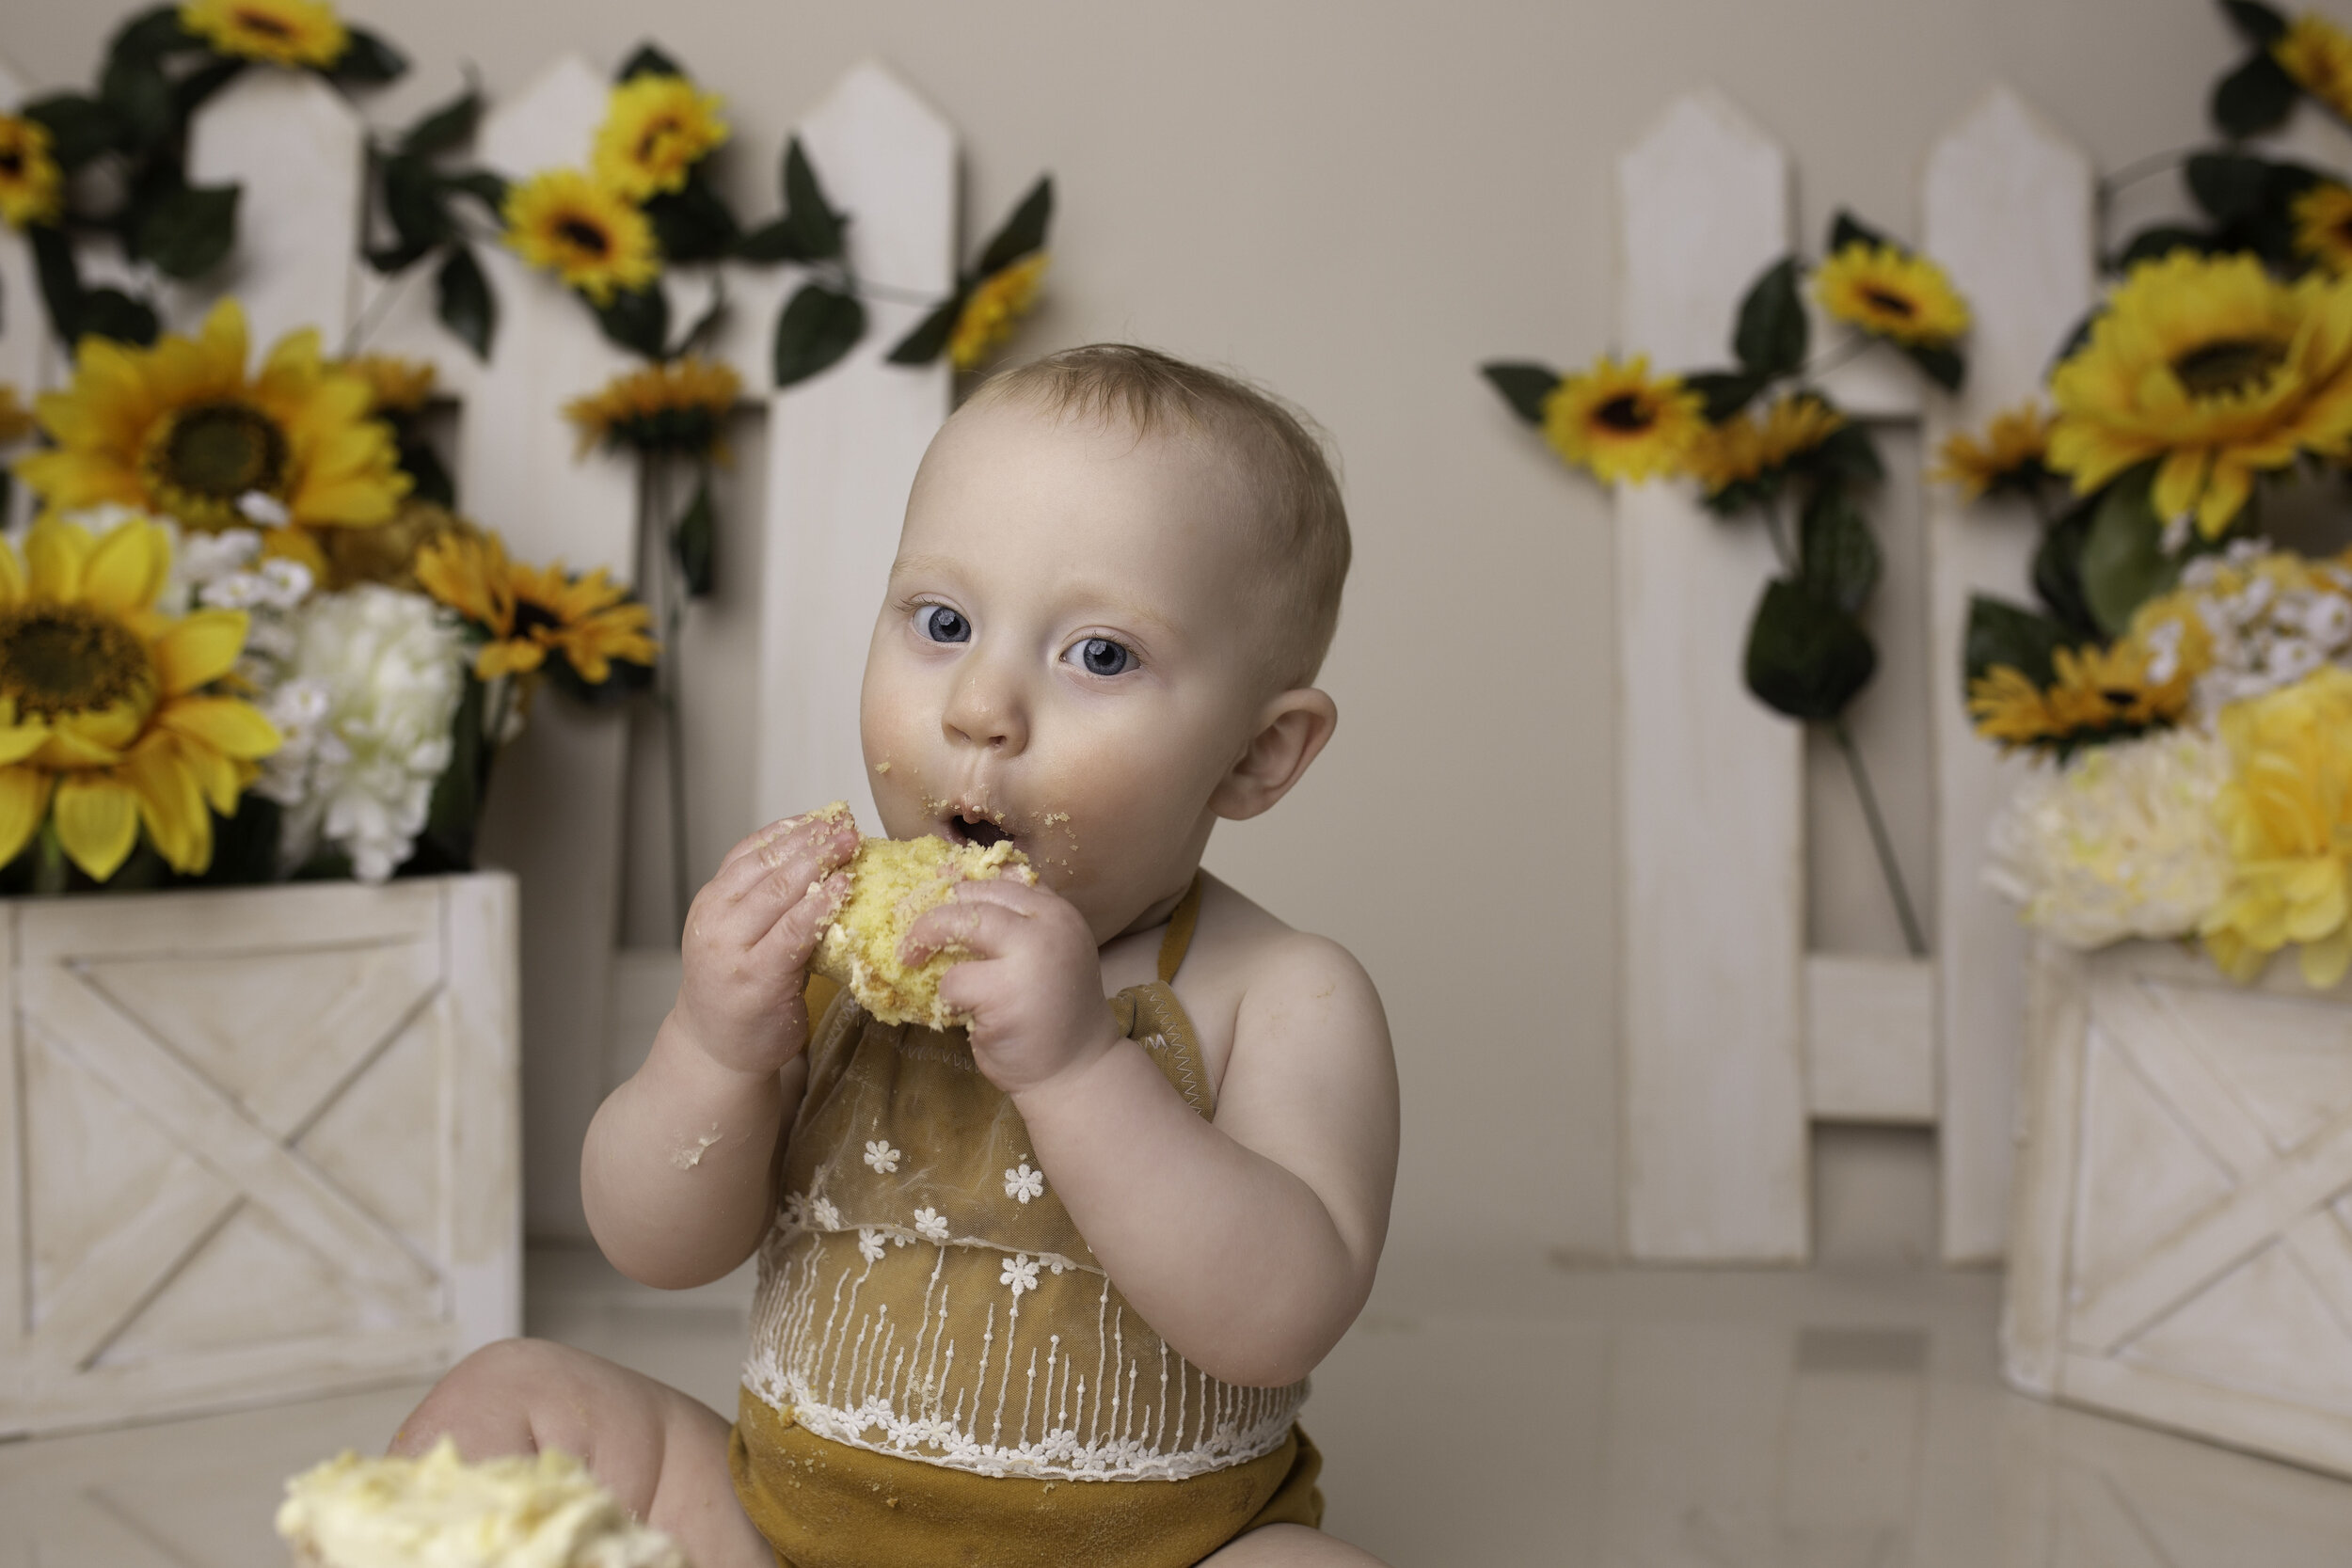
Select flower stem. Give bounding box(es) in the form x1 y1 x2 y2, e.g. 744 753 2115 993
1830 717 1928 958
31 824 67 896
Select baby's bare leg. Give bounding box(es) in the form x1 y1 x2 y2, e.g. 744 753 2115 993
391 1339 773 1568
1200 1523 1391 1566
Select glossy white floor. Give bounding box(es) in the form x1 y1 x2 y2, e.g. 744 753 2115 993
8 1247 2352 1566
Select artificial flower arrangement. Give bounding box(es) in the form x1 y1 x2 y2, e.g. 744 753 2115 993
1950 0 2352 989
1482 217 1973 957
0 298 654 893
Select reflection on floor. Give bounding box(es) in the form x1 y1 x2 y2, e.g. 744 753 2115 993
6 1250 2351 1565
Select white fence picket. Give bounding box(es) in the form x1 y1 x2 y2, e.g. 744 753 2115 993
1921 87 2095 1264
1616 91 1808 1262
754 62 956 833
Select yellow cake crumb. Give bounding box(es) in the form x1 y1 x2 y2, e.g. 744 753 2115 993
810 833 1035 1030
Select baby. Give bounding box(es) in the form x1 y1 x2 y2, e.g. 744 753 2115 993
392 346 1400 1568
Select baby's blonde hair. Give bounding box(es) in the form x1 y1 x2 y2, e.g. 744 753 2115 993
969 344 1350 687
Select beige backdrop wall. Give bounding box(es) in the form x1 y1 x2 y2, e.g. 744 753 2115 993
1 0 2239 1263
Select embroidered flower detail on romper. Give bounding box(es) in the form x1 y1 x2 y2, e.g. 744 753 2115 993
858 1227 886 1263
1001 1253 1041 1298
914 1207 951 1243
864 1139 902 1174
811 1196 843 1230
1004 1164 1045 1203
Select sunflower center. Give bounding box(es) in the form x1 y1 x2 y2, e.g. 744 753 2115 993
155 401 290 500
514 599 564 641
0 150 21 179
558 218 612 259
1862 286 1918 320
1592 394 1655 433
0 606 153 720
234 8 294 39
2171 337 2289 399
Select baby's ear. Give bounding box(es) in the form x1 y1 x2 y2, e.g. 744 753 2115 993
1210 689 1339 822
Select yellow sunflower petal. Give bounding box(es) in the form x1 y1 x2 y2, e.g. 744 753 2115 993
123 736 211 874
152 610 251 695
79 515 167 615
0 768 51 869
0 721 49 767
53 773 140 881
23 516 88 602
158 695 282 760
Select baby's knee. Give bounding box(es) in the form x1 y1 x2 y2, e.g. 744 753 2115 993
391 1338 601 1457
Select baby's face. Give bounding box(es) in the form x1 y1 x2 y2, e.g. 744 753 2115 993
862 397 1274 941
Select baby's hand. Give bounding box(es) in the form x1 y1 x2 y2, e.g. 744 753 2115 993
670 808 858 1079
902 879 1119 1099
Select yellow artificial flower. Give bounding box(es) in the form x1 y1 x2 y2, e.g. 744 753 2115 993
1687 392 1845 499
179 0 348 69
0 385 36 447
336 354 437 418
1537 355 1704 486
563 356 739 459
315 498 477 594
17 299 408 551
1814 242 1971 347
1932 403 2052 500
0 513 278 879
949 253 1050 372
2046 251 2352 541
0 115 61 230
1967 639 2192 755
2276 12 2352 123
415 530 657 685
2294 182 2352 275
2201 665 2352 987
502 170 660 306
593 74 728 201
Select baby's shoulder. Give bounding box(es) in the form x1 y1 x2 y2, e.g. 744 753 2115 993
1177 876 1387 1094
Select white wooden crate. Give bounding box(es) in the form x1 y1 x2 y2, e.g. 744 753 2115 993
2004 937 2352 1478
0 874 519 1437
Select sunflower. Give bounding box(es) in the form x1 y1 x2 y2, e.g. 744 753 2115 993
948 253 1050 372
1933 403 2053 500
179 0 348 69
0 385 36 447
17 299 408 560
2294 182 2352 275
2276 12 2352 123
1687 392 1845 500
1537 355 1704 485
563 356 739 459
502 170 661 306
315 498 477 594
2201 665 2352 986
2045 251 2352 542
1815 242 1971 347
0 513 278 879
415 530 657 685
1966 639 2191 756
592 74 728 202
335 354 437 418
0 115 61 230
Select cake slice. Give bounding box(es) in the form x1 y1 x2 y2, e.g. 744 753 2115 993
277 1440 686 1568
810 825 1035 1031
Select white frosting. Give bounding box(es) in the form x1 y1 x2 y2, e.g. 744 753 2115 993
276 1440 687 1568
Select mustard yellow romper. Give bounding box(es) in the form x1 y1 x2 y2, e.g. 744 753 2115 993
729 879 1323 1568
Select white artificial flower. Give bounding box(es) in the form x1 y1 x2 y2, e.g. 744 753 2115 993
999 1254 1040 1299
811 1196 843 1230
858 1227 886 1263
913 1207 950 1243
266 586 467 882
864 1139 902 1175
1004 1164 1045 1204
1984 728 2233 949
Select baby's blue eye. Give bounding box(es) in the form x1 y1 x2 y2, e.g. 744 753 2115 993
918 605 970 643
1068 637 1134 676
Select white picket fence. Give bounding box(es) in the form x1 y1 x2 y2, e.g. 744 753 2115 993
1616 87 2095 1265
0 53 952 1241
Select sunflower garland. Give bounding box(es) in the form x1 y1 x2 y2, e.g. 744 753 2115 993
1537 356 1704 486
593 74 729 202
1687 392 1848 505
414 530 657 688
1815 241 1971 348
949 253 1052 373
179 0 349 69
337 355 437 419
0 115 61 230
1933 404 2053 501
564 357 739 460
2273 11 2352 123
1967 641 2194 758
502 170 662 307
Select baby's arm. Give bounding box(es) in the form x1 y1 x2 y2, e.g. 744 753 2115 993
580 810 858 1290
906 880 1399 1387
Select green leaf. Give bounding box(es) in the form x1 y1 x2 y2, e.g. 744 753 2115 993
781 137 847 262
673 471 716 596
617 43 685 82
1809 420 1884 485
441 169 509 217
1828 209 1892 255
1743 578 1878 721
22 93 126 170
76 288 159 348
975 176 1054 279
1799 485 1882 616
436 245 496 359
1901 341 1965 392
411 673 488 875
1734 257 1807 379
135 183 240 279
2080 467 2180 636
330 26 407 85
2029 496 2101 638
399 431 456 508
2187 151 2272 222
381 153 453 252
644 173 740 264
549 641 655 707
887 293 965 365
2214 50 2298 137
1963 594 2069 689
100 52 174 148
28 226 84 345
171 56 244 120
1684 369 1765 423
2116 224 2217 269
734 217 807 264
1478 361 1561 425
593 283 670 359
108 6 198 65
771 282 866 387
399 85 481 157
2221 0 2289 45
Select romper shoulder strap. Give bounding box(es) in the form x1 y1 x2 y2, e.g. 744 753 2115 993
1111 874 1215 1118
1157 872 1205 984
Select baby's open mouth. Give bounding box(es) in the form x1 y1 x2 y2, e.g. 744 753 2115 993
948 813 1013 849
